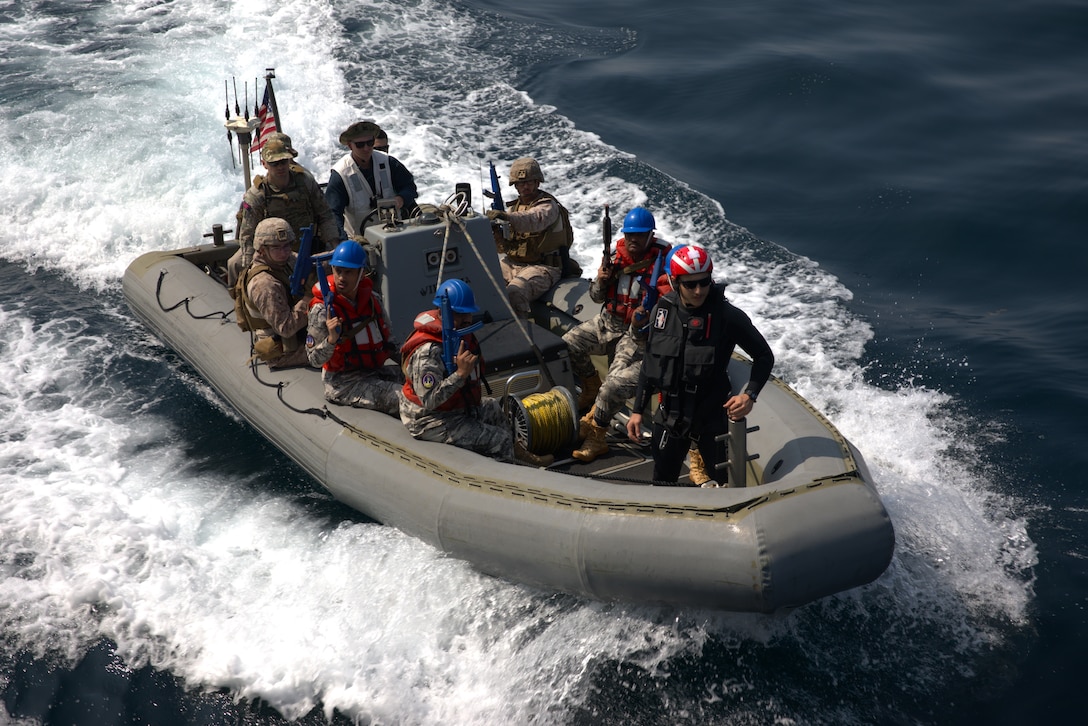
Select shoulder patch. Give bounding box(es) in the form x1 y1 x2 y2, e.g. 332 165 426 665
421 372 437 390
653 308 669 330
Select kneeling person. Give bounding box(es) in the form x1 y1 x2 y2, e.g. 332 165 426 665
235 217 312 369
306 241 402 415
399 279 552 467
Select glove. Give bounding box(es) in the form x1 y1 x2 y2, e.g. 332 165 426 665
486 209 509 221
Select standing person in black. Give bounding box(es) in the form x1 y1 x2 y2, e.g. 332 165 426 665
625 244 775 486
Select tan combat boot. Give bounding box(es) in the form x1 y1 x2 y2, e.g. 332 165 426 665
515 441 554 467
576 372 602 413
572 421 609 463
687 447 712 486
576 405 597 443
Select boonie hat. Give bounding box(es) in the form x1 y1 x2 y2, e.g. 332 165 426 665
339 120 381 146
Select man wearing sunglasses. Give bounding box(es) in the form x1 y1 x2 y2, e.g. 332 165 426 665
327 120 418 240
374 128 389 153
625 244 775 487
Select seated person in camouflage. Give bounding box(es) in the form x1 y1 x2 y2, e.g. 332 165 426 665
234 218 312 369
306 241 402 415
485 157 575 318
326 120 418 239
562 207 672 463
227 133 340 287
398 279 552 467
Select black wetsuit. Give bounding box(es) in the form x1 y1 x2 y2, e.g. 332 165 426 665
632 284 774 483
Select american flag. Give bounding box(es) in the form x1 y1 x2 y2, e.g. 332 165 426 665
249 85 277 153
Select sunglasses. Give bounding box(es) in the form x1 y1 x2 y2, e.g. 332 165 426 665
374 145 389 152
678 276 712 290
352 138 376 148
266 158 291 166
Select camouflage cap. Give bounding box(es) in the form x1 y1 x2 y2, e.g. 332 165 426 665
339 120 382 146
508 157 544 185
253 217 295 251
261 134 297 163
267 132 297 153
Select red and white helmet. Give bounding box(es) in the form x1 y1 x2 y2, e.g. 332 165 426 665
667 244 713 277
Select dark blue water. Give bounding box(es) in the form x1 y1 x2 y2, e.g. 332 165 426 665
2 0 1086 723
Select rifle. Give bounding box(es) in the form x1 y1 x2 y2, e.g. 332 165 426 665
632 251 665 336
437 289 483 375
640 251 666 311
305 251 334 318
485 161 505 211
288 225 315 298
602 204 612 265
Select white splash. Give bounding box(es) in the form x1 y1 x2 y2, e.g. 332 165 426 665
0 0 1035 723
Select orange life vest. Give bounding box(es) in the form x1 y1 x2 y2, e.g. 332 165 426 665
604 238 672 325
399 309 483 410
310 275 392 372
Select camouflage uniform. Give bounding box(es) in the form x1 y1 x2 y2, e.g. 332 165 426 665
399 340 514 459
563 238 668 426
595 330 646 421
245 260 311 369
227 136 341 287
562 267 628 380
306 302 402 416
500 256 562 317
492 158 572 317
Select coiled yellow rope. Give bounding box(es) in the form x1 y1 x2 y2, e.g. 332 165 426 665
510 387 577 454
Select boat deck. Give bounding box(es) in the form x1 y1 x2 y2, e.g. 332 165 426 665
546 426 705 487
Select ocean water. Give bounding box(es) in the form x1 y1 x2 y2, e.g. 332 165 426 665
1 0 1085 724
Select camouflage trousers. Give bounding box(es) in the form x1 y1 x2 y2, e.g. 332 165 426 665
500 257 562 317
561 311 629 380
323 365 403 416
400 396 514 460
592 330 646 426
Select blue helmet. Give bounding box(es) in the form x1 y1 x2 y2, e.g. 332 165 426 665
330 240 367 269
433 278 481 314
621 207 655 234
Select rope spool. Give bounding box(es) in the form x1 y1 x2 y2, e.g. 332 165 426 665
508 386 578 455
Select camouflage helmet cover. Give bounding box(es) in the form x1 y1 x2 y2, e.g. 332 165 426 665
253 217 295 251
260 134 298 163
508 157 544 185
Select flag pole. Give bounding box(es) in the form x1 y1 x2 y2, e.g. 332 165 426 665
263 68 281 134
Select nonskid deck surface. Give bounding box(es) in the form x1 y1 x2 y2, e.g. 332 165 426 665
545 428 703 487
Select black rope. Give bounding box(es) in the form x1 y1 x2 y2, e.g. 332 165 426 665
155 269 232 320
243 341 329 418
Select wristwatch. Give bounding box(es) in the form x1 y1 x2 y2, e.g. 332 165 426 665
743 388 758 403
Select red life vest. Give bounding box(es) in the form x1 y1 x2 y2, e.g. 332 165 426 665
310 275 392 372
400 309 483 410
604 237 672 325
